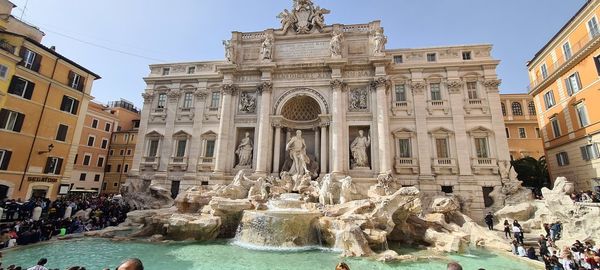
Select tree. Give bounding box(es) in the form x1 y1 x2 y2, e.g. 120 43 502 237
510 156 550 192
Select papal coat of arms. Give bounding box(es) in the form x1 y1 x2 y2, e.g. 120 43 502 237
277 0 330 34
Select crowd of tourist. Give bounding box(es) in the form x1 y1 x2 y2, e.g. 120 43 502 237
0 257 144 270
0 194 130 249
570 190 600 203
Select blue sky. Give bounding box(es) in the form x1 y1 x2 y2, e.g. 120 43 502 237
10 0 586 107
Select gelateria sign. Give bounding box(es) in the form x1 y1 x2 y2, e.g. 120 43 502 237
27 176 58 183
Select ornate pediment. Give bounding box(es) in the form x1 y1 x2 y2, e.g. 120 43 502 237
277 0 330 34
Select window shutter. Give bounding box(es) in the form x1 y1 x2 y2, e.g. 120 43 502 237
7 76 17 95
43 157 52 173
78 77 86 91
55 158 63 174
67 71 74 87
24 80 34 100
581 146 590 161
565 78 573 96
18 47 27 65
594 56 600 76
0 109 7 128
60 96 68 111
13 113 24 132
575 72 582 90
594 144 600 159
0 150 11 170
72 99 79 114
32 53 41 72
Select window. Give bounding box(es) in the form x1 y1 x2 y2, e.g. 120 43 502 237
535 128 541 138
430 83 441 101
541 64 548 79
441 186 453 194
116 164 121 173
576 103 590 127
501 102 506 116
104 123 111 132
563 42 572 60
119 149 125 156
435 138 449 158
528 101 536 115
581 144 600 161
87 136 95 147
105 164 111 172
101 139 108 149
183 92 193 108
127 149 132 156
466 81 478 99
505 128 510 138
474 137 489 158
68 71 85 91
462 51 472 60
594 55 600 76
588 17 600 37
551 117 561 138
44 157 63 174
512 102 523 116
20 48 40 72
556 152 569 166
175 139 187 157
395 85 406 102
74 154 78 164
56 124 68 142
0 64 8 79
94 174 100 182
97 157 104 167
187 66 195 74
398 138 411 158
7 76 34 99
133 120 140 128
427 53 436 62
79 173 86 181
544 91 556 109
83 155 91 166
0 109 24 132
162 68 170 75
109 150 114 156
91 119 98 128
124 134 129 143
148 140 159 157
518 128 527 138
0 150 12 170
124 164 129 173
157 93 167 109
210 92 220 109
60 96 79 115
393 55 403 64
205 140 216 158
565 72 582 96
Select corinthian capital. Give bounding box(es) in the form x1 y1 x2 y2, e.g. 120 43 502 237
370 76 391 91
141 92 154 104
257 81 273 94
410 81 426 94
445 80 464 94
194 89 208 100
167 89 181 99
483 79 502 92
221 84 238 96
330 79 346 91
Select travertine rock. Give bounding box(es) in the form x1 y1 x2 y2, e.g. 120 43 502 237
430 196 460 214
494 202 535 221
166 214 221 241
175 186 213 213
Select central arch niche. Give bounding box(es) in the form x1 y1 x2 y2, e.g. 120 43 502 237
281 96 321 121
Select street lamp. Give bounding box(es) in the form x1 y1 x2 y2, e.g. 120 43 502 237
38 144 54 155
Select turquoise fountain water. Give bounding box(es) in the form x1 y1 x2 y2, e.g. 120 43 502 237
3 238 539 270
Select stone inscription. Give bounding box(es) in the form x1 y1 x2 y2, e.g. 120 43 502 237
274 71 331 81
275 41 329 59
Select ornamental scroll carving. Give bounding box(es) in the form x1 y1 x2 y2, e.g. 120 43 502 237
445 80 464 94
142 92 154 104
258 81 273 94
221 84 239 96
349 87 369 112
410 81 426 95
483 79 501 91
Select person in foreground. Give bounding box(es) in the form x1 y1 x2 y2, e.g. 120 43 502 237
447 261 463 270
335 262 350 270
117 258 144 270
26 258 48 270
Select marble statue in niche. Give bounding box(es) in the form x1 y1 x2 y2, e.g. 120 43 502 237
239 92 256 113
372 28 387 56
349 88 368 111
235 132 253 168
350 130 371 168
330 30 343 58
260 34 274 61
285 130 310 176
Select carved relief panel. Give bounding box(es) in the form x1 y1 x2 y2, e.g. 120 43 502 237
348 87 369 112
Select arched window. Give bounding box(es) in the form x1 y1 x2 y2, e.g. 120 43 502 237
501 102 506 116
528 101 536 116
512 102 523 116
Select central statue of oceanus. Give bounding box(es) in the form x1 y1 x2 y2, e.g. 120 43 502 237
285 130 310 176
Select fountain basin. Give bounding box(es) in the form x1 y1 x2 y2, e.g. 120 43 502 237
236 210 322 248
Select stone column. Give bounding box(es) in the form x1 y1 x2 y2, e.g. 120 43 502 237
330 79 346 175
160 88 181 171
484 79 510 163
131 91 155 174
314 127 320 161
188 89 208 172
410 81 433 178
213 84 237 175
272 123 282 174
372 77 392 174
446 80 472 176
320 124 328 174
254 82 273 176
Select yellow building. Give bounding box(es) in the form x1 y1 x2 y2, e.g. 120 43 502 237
527 0 600 190
500 94 545 160
0 1 100 200
102 100 140 194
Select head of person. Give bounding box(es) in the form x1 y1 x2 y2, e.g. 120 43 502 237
37 258 48 266
117 258 143 270
296 130 302 137
447 262 463 270
358 130 364 136
335 262 350 270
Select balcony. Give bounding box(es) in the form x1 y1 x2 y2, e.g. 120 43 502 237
392 101 412 116
198 156 215 172
464 98 488 114
471 157 498 175
141 156 159 170
176 107 195 122
426 100 450 115
0 40 15 54
432 158 457 174
394 157 418 174
169 156 188 171
150 107 167 123
529 31 600 93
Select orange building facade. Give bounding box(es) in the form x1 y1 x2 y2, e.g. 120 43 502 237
500 94 545 160
528 0 600 190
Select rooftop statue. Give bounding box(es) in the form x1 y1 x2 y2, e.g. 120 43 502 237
277 0 330 34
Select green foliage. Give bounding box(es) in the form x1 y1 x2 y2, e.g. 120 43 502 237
510 156 550 189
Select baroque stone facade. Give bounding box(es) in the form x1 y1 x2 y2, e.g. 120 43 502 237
129 0 510 219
